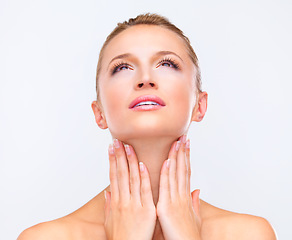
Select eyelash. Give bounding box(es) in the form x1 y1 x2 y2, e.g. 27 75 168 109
111 57 180 75
157 57 180 70
111 61 131 75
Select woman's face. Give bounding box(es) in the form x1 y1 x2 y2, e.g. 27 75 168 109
93 25 203 141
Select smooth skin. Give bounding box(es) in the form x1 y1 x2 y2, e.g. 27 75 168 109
18 25 277 240
18 137 277 240
156 137 201 240
104 136 201 240
104 139 157 240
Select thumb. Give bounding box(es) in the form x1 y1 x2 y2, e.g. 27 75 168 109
191 189 202 224
104 190 111 220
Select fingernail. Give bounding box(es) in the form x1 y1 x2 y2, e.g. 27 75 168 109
113 139 120 148
108 144 114 154
166 158 171 168
139 162 145 172
125 144 131 155
104 190 107 201
176 141 181 151
181 134 187 143
198 189 201 200
186 139 190 149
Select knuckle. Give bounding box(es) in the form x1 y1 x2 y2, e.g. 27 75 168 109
110 198 119 207
127 155 135 163
109 175 116 182
159 185 168 193
117 171 127 179
141 183 151 194
117 168 128 178
183 166 188 175
117 200 132 212
141 171 148 179
114 149 122 158
118 203 126 211
130 173 139 183
188 167 191 177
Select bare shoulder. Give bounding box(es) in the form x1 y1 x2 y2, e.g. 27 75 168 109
17 215 105 240
17 218 72 240
200 200 277 240
17 192 106 240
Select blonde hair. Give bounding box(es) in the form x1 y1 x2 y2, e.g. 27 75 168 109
95 13 202 101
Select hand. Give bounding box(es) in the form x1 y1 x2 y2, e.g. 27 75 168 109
157 135 202 240
104 139 157 240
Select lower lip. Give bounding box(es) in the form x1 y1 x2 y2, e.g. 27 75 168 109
130 105 164 111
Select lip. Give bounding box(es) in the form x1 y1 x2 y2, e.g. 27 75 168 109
129 94 166 109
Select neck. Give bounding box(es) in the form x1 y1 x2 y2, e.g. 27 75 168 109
126 136 178 205
125 136 179 240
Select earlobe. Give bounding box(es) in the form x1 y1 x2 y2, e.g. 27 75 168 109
91 101 108 129
191 92 208 122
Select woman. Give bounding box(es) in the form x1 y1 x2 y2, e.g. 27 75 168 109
18 13 277 240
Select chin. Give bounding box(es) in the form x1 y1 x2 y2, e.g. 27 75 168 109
110 123 187 142
108 112 191 140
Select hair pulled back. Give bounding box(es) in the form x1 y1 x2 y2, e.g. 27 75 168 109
95 13 202 101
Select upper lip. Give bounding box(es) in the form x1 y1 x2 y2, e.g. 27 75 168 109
129 95 166 109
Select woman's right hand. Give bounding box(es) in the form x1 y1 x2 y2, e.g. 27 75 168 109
104 139 157 240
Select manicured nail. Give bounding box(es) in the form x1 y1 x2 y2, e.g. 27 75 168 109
139 162 145 172
108 144 114 154
186 139 190 149
113 139 120 148
125 144 131 155
181 134 187 143
197 189 201 201
176 141 181 151
166 159 171 168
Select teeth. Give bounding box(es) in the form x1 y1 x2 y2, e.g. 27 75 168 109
134 101 159 107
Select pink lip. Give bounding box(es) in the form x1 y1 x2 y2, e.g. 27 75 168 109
129 95 166 109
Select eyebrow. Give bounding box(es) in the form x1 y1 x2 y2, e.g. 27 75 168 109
108 51 184 69
155 51 184 62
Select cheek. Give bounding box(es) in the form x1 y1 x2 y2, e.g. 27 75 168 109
165 77 195 124
99 81 129 131
175 89 194 121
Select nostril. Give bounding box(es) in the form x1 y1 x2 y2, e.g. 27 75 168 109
137 82 155 88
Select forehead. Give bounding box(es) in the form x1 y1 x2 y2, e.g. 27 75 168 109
102 25 190 63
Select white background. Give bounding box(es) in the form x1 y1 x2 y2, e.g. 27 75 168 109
1 0 291 239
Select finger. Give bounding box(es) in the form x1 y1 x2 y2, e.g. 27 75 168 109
177 135 188 196
113 139 130 202
139 162 154 207
169 141 180 200
125 144 141 202
191 189 202 225
167 140 178 162
185 139 191 194
158 159 171 203
108 144 119 201
104 190 111 221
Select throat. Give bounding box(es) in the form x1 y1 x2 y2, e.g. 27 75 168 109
152 220 165 240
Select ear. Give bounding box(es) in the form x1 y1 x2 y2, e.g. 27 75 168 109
191 91 208 122
91 101 108 129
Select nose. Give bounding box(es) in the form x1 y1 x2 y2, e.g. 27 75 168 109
135 69 157 90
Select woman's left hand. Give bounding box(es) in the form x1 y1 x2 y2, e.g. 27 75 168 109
156 135 202 240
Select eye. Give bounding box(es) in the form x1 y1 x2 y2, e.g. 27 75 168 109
111 62 132 74
161 62 172 67
157 57 180 70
